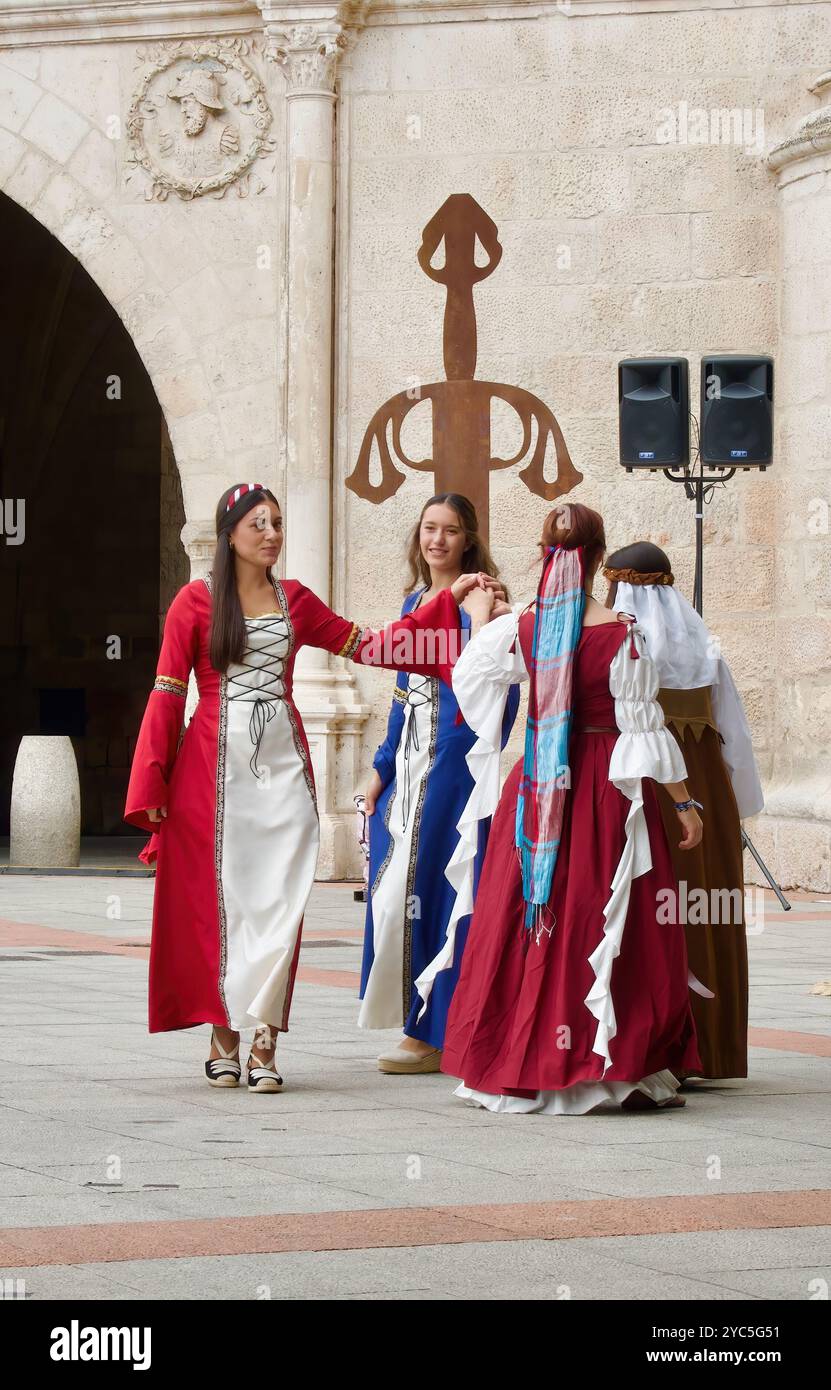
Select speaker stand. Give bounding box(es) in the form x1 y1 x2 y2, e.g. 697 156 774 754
741 829 792 911
662 445 791 912
662 438 734 617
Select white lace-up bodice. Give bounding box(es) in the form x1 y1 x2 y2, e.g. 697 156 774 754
226 615 292 778
398 673 434 829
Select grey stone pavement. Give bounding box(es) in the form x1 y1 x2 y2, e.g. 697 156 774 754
0 869 828 1301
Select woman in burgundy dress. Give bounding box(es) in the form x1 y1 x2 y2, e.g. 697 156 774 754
437 503 703 1114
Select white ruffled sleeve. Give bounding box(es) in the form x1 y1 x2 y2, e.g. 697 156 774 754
608 625 688 790
585 624 690 1074
711 657 765 819
413 607 528 1018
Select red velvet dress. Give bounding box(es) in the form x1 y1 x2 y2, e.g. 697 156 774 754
125 576 460 1035
442 614 701 1111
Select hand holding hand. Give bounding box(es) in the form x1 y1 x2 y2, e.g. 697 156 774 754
461 585 496 622
450 572 503 606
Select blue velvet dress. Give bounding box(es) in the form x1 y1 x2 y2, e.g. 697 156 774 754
359 590 520 1048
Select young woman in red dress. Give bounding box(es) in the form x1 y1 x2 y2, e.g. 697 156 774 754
437 503 704 1114
125 483 500 1092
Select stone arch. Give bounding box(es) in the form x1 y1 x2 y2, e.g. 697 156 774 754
0 91 228 559
0 177 195 842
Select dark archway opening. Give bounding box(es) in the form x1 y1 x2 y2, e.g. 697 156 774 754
0 191 188 847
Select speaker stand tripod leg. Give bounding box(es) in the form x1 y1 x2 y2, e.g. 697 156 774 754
742 829 792 911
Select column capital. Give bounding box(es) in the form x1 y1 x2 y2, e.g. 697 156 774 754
768 70 831 174
258 3 371 94
182 524 217 580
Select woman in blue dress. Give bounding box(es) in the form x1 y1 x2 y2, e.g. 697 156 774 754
359 494 520 1073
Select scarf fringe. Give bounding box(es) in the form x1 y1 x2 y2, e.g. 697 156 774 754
523 899 557 944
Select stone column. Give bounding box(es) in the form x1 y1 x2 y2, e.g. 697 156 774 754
260 7 370 877
181 524 216 724
757 74 831 891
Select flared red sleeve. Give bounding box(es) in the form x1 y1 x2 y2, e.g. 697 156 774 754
585 623 691 1074
125 584 199 835
289 582 462 686
414 607 529 1017
711 657 764 819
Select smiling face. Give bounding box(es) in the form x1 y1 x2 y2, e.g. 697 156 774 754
419 501 466 579
230 500 283 569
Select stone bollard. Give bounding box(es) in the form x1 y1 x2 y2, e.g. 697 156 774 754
10 735 81 868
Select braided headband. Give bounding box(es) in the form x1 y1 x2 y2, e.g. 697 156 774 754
602 566 675 586
226 483 265 512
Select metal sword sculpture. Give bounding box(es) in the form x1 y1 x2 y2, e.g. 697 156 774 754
345 194 582 540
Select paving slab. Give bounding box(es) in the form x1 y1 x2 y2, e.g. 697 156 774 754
0 875 828 1301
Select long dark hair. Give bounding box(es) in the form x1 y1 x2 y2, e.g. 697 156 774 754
404 493 507 599
210 484 280 672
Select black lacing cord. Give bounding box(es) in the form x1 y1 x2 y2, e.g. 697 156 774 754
400 675 432 829
227 616 290 780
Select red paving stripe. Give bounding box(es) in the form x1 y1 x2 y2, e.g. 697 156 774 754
0 921 362 956
0 920 149 957
748 1027 831 1057
302 929 363 941
0 1189 827 1269
295 965 360 989
0 924 358 989
2 923 828 1053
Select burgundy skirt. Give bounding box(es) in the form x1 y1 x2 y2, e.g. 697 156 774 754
442 731 701 1095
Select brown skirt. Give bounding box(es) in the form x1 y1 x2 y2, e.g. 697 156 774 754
657 708 748 1079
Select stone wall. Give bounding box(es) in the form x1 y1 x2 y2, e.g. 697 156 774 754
0 31 285 545
1 1 829 884
338 2 831 888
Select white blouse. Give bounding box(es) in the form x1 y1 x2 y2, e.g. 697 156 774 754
414 609 691 1074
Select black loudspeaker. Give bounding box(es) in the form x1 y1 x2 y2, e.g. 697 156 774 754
699 355 773 468
618 358 689 469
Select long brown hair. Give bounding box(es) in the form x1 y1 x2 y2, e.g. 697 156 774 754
404 493 507 598
539 502 606 576
210 485 280 672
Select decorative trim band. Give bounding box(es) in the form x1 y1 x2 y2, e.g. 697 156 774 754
154 674 188 697
0 1 261 47
0 0 772 49
337 622 364 659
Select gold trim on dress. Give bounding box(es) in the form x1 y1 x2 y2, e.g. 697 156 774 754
402 678 439 1022
337 622 364 659
154 675 188 697
214 671 232 1026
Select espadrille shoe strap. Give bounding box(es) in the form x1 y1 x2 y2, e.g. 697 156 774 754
205 1029 241 1083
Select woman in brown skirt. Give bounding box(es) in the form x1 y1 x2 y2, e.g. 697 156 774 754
604 542 764 1080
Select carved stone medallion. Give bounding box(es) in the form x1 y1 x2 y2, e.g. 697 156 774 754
126 37 275 201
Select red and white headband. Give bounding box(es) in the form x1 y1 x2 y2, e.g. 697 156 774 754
226 483 265 511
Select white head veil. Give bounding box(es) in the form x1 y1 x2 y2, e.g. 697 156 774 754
610 573 764 816
612 581 719 690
